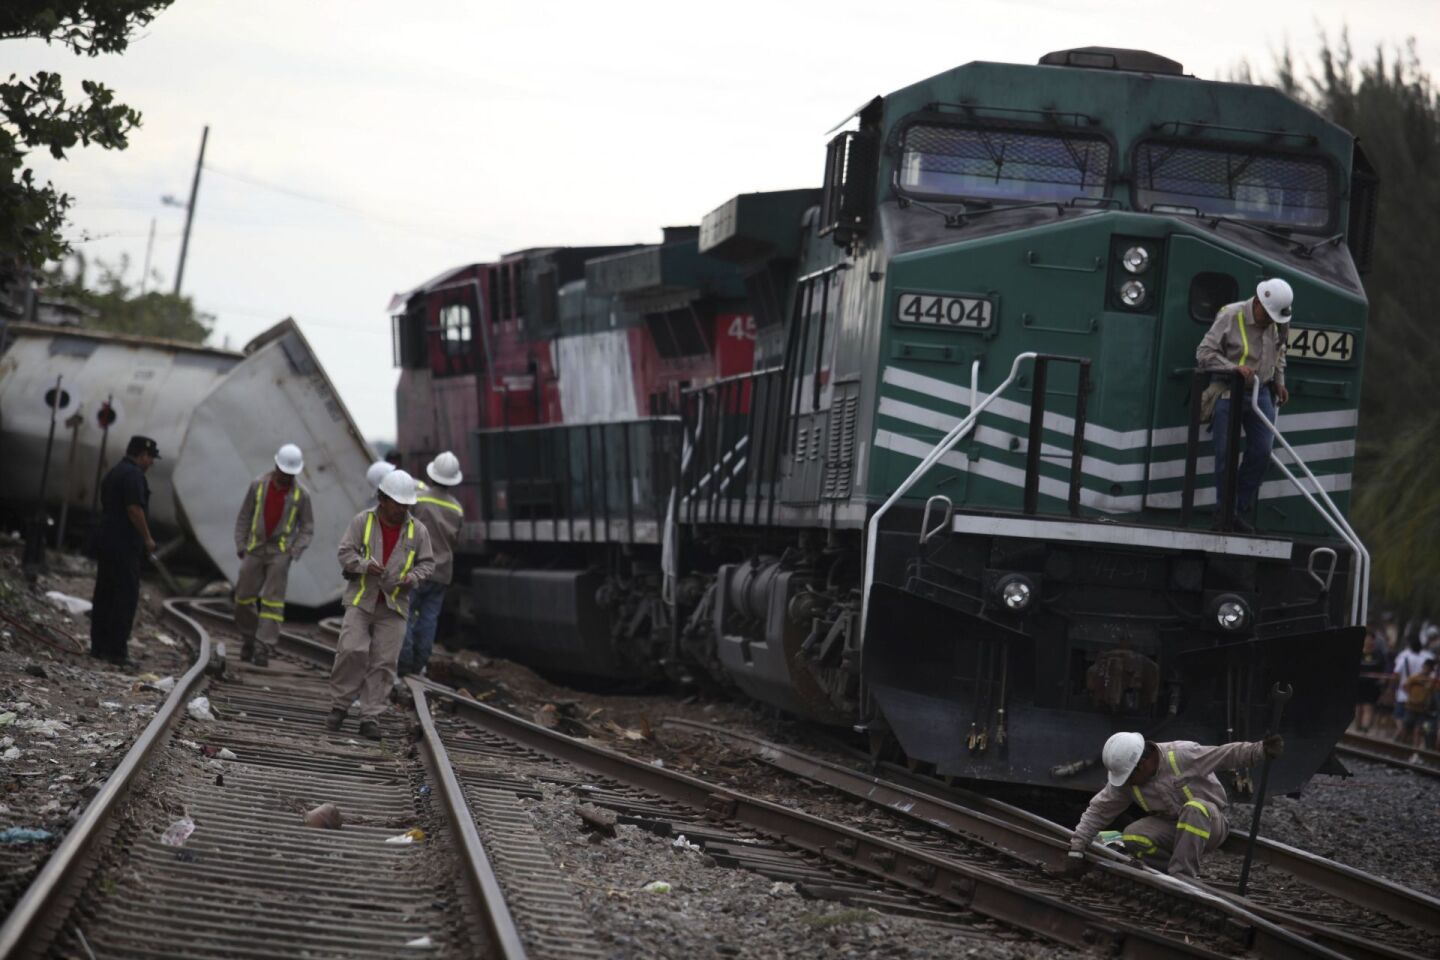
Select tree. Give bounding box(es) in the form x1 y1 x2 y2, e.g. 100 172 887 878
44 251 212 342
0 2 174 281
1250 35 1440 615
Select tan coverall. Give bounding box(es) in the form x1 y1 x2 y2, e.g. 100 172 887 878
232 473 314 657
412 483 464 586
329 509 434 719
1069 739 1267 878
1195 299 1287 420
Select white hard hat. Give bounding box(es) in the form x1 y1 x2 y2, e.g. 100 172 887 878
274 443 304 476
1102 731 1146 788
1255 278 1293 324
426 451 463 487
366 460 396 490
378 469 418 506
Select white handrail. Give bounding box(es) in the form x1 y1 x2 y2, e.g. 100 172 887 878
1249 379 1370 625
859 352 1037 641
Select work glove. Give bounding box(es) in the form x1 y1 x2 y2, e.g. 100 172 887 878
1263 733 1284 759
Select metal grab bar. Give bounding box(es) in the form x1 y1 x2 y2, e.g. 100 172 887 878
860 352 1039 643
919 495 954 545
1249 379 1370 625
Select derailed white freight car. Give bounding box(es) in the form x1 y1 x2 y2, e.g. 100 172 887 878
0 319 373 607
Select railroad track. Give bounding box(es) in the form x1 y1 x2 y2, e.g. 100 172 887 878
8 599 1433 959
1336 732 1440 779
0 599 513 959
813 733 1440 942
662 719 1440 960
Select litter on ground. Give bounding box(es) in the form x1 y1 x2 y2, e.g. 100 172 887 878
160 817 196 847
44 591 93 616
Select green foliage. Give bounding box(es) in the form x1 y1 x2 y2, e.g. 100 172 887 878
45 251 212 342
0 2 174 279
1354 414 1440 613
1254 33 1440 615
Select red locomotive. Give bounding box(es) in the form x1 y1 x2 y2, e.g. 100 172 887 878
390 227 757 567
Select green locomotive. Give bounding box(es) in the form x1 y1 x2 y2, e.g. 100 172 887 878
450 47 1374 795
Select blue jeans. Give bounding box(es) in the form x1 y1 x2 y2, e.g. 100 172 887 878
1212 386 1277 515
399 579 446 674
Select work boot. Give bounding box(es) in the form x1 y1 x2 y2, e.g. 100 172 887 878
240 640 255 663
358 719 382 741
251 645 269 667
324 708 346 732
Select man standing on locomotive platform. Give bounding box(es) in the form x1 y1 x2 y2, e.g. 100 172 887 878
1060 731 1284 879
90 436 160 667
232 444 315 667
1196 278 1292 532
398 451 464 678
327 470 434 740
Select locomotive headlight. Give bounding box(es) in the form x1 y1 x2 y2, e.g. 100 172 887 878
1212 594 1252 632
1121 245 1151 274
996 574 1035 612
1119 280 1148 307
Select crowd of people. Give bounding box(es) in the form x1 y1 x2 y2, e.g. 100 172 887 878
1356 613 1438 749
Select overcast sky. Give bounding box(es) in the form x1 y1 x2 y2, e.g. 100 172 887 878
10 0 1436 441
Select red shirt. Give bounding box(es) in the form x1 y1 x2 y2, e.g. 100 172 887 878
378 517 402 566
263 480 288 536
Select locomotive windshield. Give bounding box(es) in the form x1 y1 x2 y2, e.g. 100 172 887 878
895 122 1112 203
1134 140 1335 230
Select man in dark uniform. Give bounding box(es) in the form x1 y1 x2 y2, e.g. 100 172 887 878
90 436 159 665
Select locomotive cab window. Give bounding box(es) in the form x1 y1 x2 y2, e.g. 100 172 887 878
1134 141 1336 231
895 122 1112 204
439 303 472 356
392 306 427 369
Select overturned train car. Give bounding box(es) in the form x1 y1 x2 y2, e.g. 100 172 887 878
0 319 374 607
393 47 1375 795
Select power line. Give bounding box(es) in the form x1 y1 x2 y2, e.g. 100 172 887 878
202 163 503 249
63 230 181 244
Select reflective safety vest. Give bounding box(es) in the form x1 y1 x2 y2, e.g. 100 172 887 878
247 481 307 554
237 473 313 559
342 509 432 616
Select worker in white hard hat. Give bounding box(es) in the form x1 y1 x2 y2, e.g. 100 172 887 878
231 443 314 667
327 469 434 740
398 451 465 678
364 460 396 509
1195 278 1292 533
1059 731 1284 879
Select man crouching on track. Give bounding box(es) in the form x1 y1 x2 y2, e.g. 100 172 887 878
326 469 434 740
233 444 314 666
1062 731 1283 879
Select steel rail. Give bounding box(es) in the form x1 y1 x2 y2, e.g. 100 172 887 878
665 719 1436 960
812 731 1440 940
415 680 1348 960
1336 733 1440 780
898 746 1440 940
0 598 210 960
185 604 1434 949
407 678 529 960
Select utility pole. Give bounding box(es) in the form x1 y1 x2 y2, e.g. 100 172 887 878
140 217 156 294
173 124 209 296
